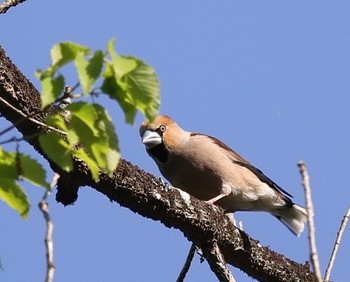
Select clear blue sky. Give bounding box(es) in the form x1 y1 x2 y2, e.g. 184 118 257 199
1 2 350 281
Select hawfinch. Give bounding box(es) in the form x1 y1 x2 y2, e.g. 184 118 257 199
140 115 307 236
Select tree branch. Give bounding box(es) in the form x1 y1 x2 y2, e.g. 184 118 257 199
39 174 58 282
298 161 322 281
202 240 236 282
324 206 350 281
0 45 316 282
0 0 26 14
176 243 196 282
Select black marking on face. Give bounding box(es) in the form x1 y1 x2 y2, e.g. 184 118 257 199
147 142 168 163
158 124 166 133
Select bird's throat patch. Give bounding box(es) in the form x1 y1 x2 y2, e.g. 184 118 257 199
147 143 168 163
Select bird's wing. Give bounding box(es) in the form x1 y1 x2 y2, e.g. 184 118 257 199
232 160 294 203
205 134 294 203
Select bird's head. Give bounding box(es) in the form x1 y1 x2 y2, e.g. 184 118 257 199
139 115 189 162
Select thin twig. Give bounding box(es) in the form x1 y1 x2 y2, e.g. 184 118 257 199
0 85 78 138
202 240 236 282
42 85 78 111
0 136 25 145
0 0 25 14
0 96 66 136
39 173 59 282
0 111 42 137
176 243 196 282
0 122 17 137
324 206 350 281
298 161 322 282
70 82 80 93
0 132 39 145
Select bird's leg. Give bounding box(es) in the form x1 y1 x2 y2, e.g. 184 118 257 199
206 193 228 205
205 184 231 205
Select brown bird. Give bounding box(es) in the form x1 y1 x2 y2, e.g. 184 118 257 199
140 115 307 236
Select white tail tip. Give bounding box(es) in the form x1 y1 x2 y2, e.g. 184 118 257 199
275 204 307 236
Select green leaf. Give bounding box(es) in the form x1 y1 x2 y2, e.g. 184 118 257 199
46 114 80 146
91 104 120 174
19 154 50 189
101 62 118 95
102 39 160 123
107 38 116 58
93 104 119 149
37 42 91 108
101 66 137 124
0 178 30 219
67 102 120 176
40 74 65 109
0 147 48 189
122 61 160 121
39 132 73 172
66 128 79 146
73 148 100 181
0 148 17 180
102 145 120 176
107 39 137 79
51 42 90 72
39 102 119 179
0 162 17 180
68 102 99 137
75 50 104 96
45 114 69 131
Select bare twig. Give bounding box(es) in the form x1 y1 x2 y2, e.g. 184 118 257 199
39 173 59 282
176 243 196 282
0 0 26 14
298 161 322 282
0 122 17 137
0 136 24 145
324 206 350 281
43 85 79 111
70 82 80 93
0 96 67 136
202 240 236 282
0 110 41 137
0 85 79 140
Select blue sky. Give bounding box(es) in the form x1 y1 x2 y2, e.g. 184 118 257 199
1 2 350 281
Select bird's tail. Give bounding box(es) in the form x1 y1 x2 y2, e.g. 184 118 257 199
274 204 307 236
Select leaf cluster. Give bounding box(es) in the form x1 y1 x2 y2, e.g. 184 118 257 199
36 39 160 123
0 147 49 218
1 39 160 217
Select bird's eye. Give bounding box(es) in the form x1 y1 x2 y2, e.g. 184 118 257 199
159 125 166 132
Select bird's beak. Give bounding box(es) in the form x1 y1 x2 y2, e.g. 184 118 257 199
142 130 162 149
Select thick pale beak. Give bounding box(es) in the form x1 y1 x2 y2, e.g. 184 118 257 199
141 130 162 149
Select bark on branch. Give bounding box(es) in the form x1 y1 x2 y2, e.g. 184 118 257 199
0 45 315 282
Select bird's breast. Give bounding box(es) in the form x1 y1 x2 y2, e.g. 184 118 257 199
158 151 225 201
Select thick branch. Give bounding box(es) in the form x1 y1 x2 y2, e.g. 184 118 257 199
0 45 315 282
0 0 26 14
202 240 236 282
